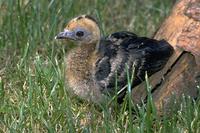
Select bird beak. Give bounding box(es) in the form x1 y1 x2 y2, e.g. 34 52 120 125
55 29 75 40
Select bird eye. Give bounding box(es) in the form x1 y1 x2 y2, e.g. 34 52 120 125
76 31 84 37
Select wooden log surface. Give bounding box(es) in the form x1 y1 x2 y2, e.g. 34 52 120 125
132 0 200 114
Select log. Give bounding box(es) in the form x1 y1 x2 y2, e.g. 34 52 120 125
132 0 200 114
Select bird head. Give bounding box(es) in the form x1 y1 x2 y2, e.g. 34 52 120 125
55 15 101 44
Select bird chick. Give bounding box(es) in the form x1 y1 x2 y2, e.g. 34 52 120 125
55 15 174 103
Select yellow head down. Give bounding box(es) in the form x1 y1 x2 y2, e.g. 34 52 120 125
55 15 101 44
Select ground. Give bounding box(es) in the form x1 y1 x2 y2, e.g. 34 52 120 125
0 0 200 132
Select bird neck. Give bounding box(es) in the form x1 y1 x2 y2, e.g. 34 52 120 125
78 42 97 53
66 42 98 81
67 42 98 63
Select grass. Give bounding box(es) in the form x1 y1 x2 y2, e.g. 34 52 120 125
0 0 200 132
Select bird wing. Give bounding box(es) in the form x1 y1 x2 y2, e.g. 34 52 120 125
94 31 173 96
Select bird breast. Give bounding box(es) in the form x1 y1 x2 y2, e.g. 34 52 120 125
65 43 104 102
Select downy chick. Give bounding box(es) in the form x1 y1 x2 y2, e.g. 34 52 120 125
55 15 173 103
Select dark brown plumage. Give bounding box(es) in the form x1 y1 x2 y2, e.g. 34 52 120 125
55 15 174 103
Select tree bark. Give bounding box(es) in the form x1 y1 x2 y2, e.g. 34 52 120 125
132 0 200 114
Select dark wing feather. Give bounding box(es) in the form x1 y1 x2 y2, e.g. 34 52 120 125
94 31 173 97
